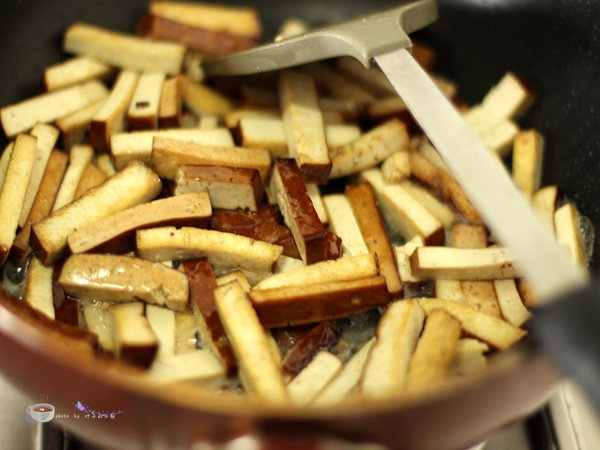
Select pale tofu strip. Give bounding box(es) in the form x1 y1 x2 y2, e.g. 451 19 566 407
381 150 411 183
110 302 158 368
330 119 409 179
0 142 14 190
554 203 588 271
96 153 116 177
55 98 106 149
448 338 489 377
322 194 368 256
306 183 329 224
493 279 531 327
144 350 225 386
312 337 375 407
31 161 162 264
434 279 466 304
82 300 115 352
399 179 456 229
146 304 176 357
418 298 526 350
58 253 189 312
183 78 235 117
360 299 425 398
43 56 115 92
512 129 544 199
279 70 330 184
360 168 444 245
452 224 501 318
18 124 60 227
0 134 37 264
23 257 55 319
128 72 166 130
112 127 234 170
63 22 186 75
404 309 461 393
410 247 517 280
393 235 425 285
254 253 379 290
214 281 288 404
0 80 109 137
136 226 283 274
51 144 94 211
287 351 343 407
90 70 140 151
532 185 559 233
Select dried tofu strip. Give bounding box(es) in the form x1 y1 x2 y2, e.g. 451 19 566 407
214 281 288 404
360 168 444 245
110 302 158 368
409 150 482 224
0 142 14 190
31 161 162 264
145 350 225 385
59 253 189 312
69 192 211 254
63 22 186 75
410 246 517 280
73 163 108 199
1 80 108 138
330 118 409 179
404 309 461 393
19 124 60 227
90 70 140 151
381 150 411 183
287 351 343 406
360 299 425 398
23 257 55 319
393 235 425 285
279 70 331 184
493 279 531 327
306 183 328 224
128 72 166 130
96 153 115 177
223 108 279 128
82 300 115 352
151 137 270 181
0 134 37 265
183 78 235 117
43 56 115 92
399 180 456 229
255 253 379 290
12 150 68 265
249 275 389 328
452 224 501 319
136 226 283 274
322 194 368 257
554 203 588 270
55 98 106 149
532 185 560 232
346 183 403 297
112 127 234 170
146 304 176 357
52 144 94 211
148 1 262 38
312 337 375 407
512 129 544 199
448 338 489 377
158 75 182 128
418 298 526 350
270 158 329 264
434 280 465 304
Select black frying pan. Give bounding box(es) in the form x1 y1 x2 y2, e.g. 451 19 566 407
0 1 599 449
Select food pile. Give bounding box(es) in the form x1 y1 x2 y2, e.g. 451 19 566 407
0 1 590 407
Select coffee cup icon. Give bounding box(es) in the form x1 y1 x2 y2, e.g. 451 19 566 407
26 403 55 423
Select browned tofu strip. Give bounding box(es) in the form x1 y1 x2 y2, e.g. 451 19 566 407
512 129 544 199
151 136 271 181
249 275 390 328
404 308 461 392
181 258 237 376
452 224 502 318
271 158 330 265
73 163 108 199
279 70 331 184
128 72 166 130
214 280 288 404
11 150 68 266
59 253 189 312
158 75 182 128
346 183 403 298
31 161 162 264
136 14 258 56
175 164 263 212
110 302 159 369
68 192 211 254
0 134 37 265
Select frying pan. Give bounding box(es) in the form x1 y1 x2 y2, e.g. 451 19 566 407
0 0 599 449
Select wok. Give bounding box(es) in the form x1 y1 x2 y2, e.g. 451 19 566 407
0 0 599 449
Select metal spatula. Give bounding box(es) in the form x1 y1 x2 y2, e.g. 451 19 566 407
205 0 586 302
